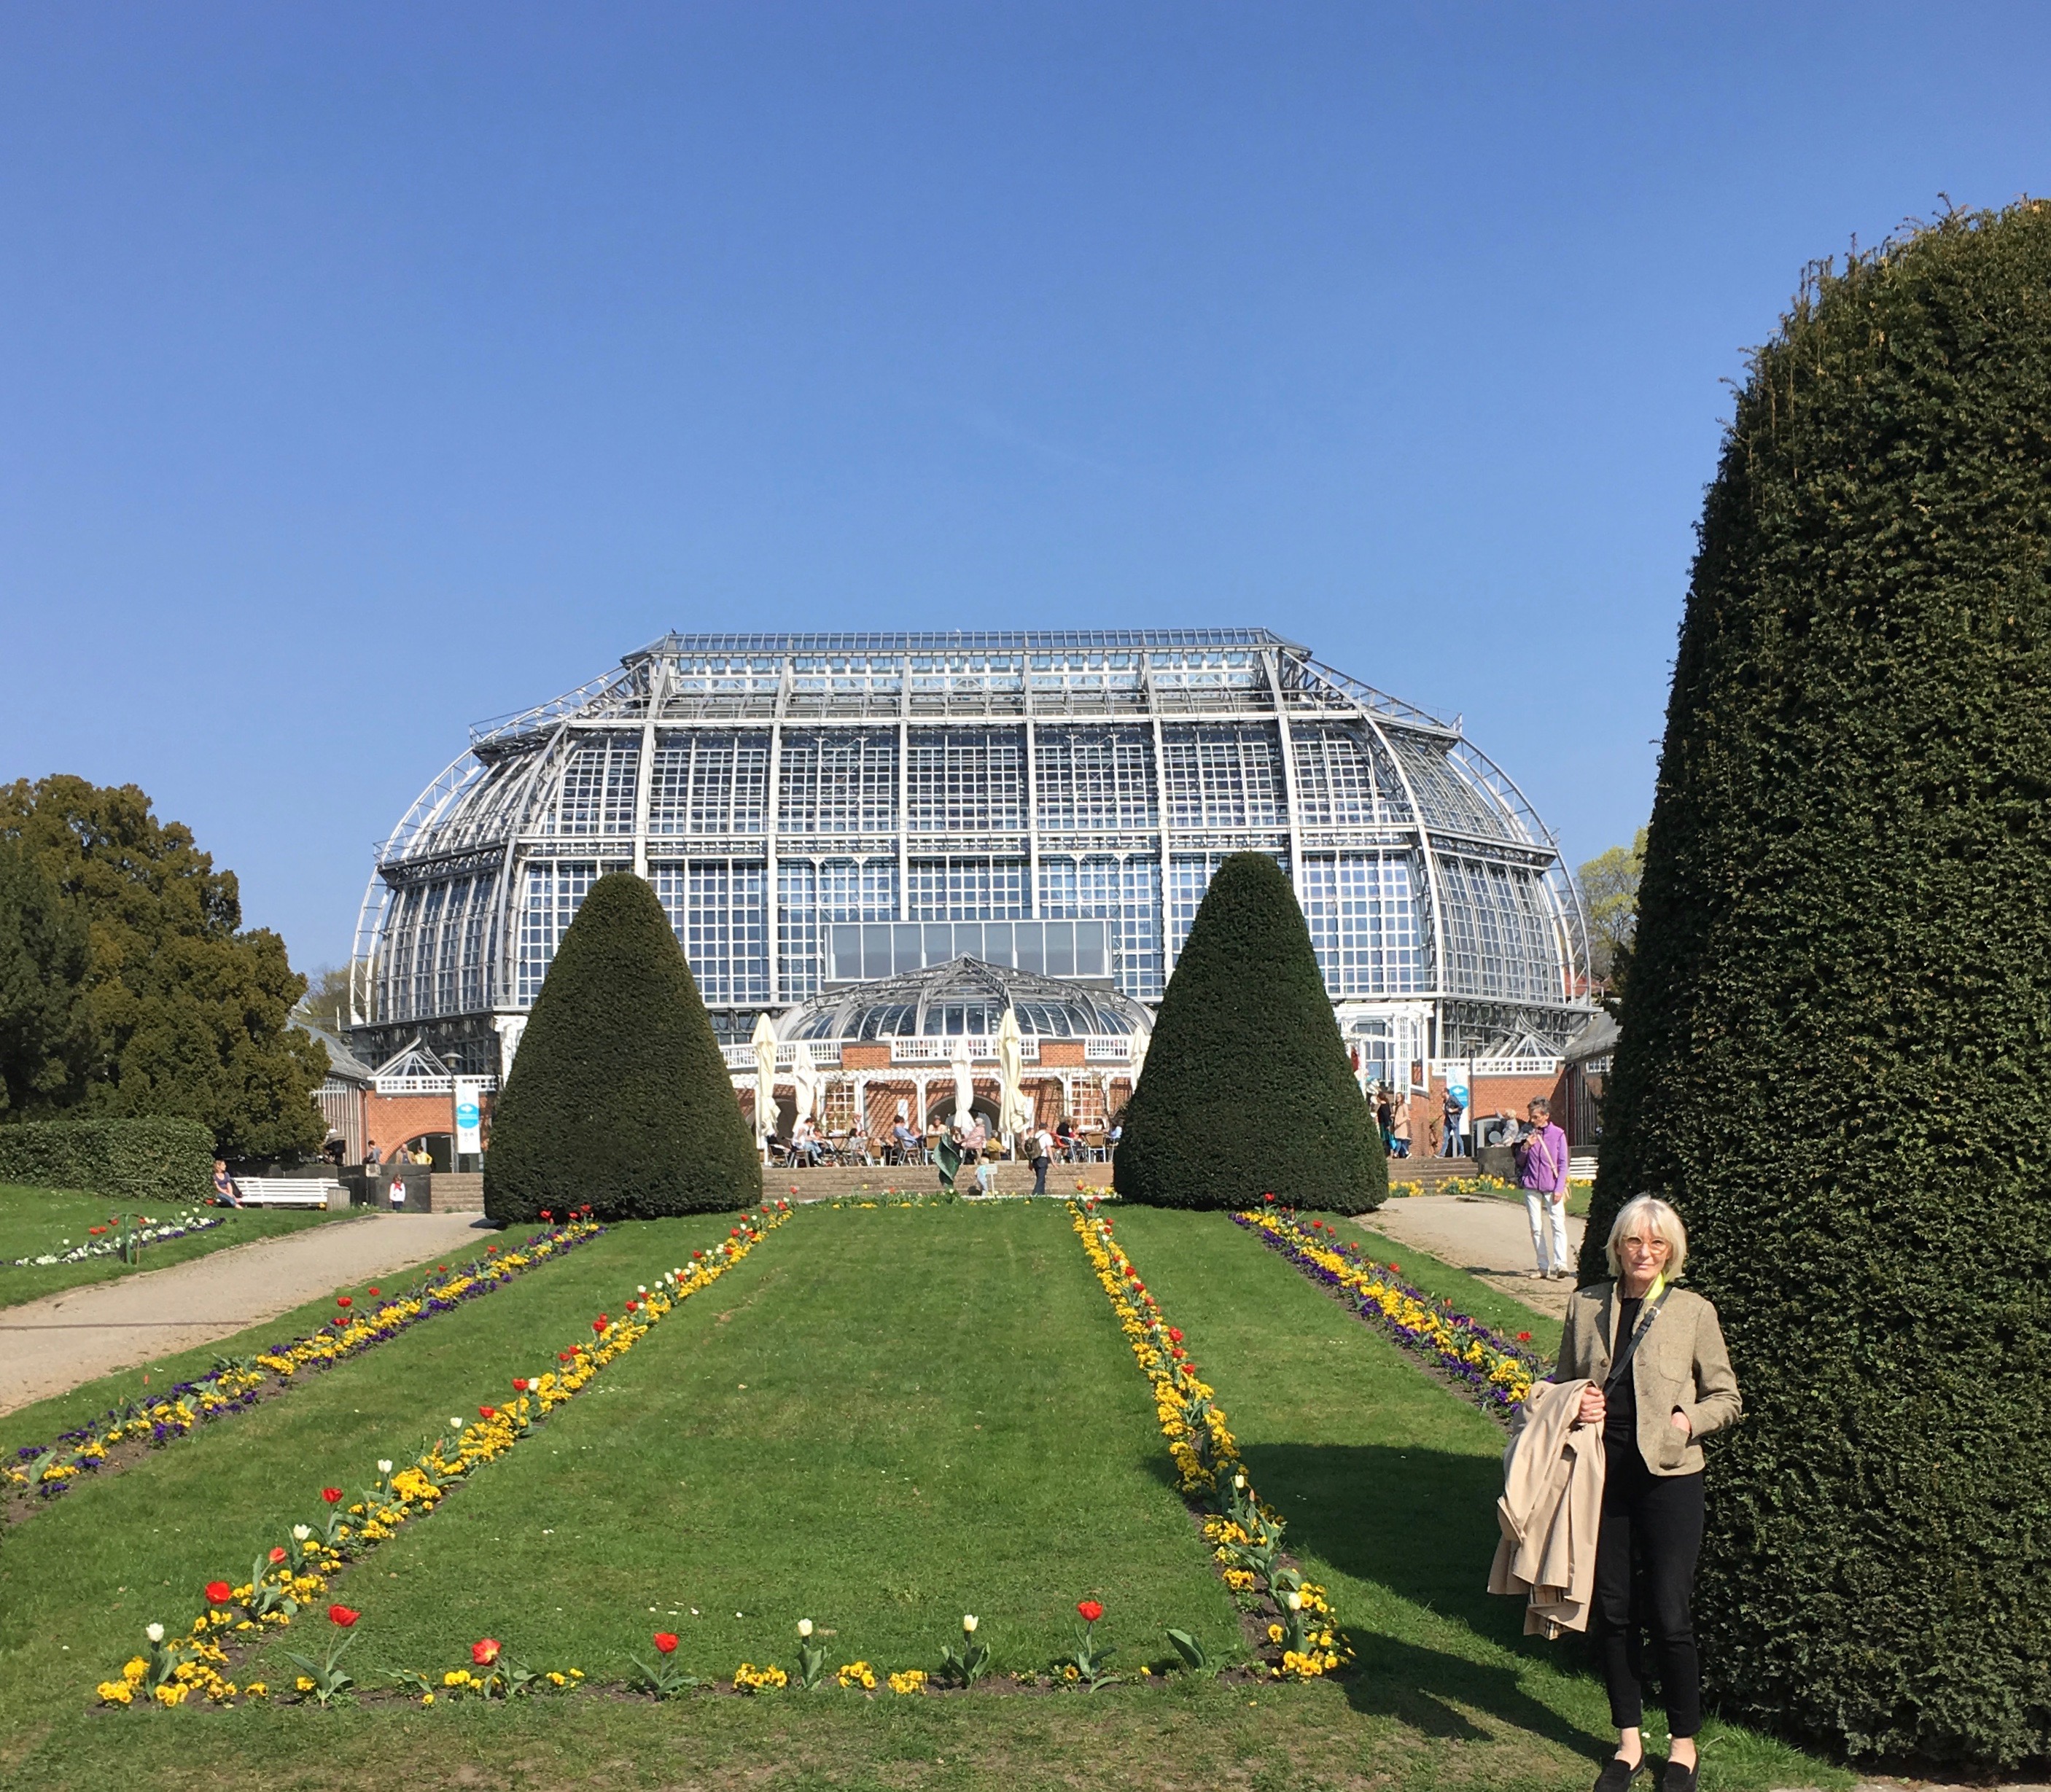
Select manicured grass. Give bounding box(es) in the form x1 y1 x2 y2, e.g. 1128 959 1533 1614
0 1220 562 1462
0 1183 344 1309
258 1200 1238 1684
1108 1207 1843 1792
0 1201 1846 1792
0 1214 763 1769
1352 1222 1565 1360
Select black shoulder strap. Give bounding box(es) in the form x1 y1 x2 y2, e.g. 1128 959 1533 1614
1603 1287 1674 1396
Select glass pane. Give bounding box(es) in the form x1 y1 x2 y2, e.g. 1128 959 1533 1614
862 924 892 979
894 923 923 975
1016 921 1045 973
955 922 984 961
984 922 1014 966
1047 921 1075 977
829 924 862 980
925 922 953 965
1075 919 1107 978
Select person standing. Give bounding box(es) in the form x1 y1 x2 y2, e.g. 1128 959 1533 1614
1375 1086 1395 1153
1391 1091 1412 1160
1516 1099 1572 1277
1558 1198 1741 1792
1030 1123 1054 1196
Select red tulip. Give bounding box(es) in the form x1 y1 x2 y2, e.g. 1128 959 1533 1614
269 1546 287 1564
653 1632 679 1654
593 1318 608 1335
624 1299 638 1312
1517 1331 1533 1344
478 1406 496 1419
559 1350 575 1362
321 1487 343 1503
329 1605 359 1627
1076 1600 1104 1624
472 1637 500 1664
487 1244 498 1253
511 1378 528 1392
1167 1328 1183 1344
437 1264 448 1271
204 1580 233 1605
335 1296 352 1309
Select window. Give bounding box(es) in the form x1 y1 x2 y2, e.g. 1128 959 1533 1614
651 861 768 1006
1161 725 1285 831
908 857 1029 920
1038 854 1161 1001
906 730 1024 834
1436 857 1560 1000
778 731 897 835
548 737 640 835
1298 853 1423 996
1035 728 1156 832
647 732 770 836
518 861 599 1002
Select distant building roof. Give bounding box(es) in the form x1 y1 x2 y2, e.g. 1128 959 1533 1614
298 1024 376 1083
1565 1010 1619 1063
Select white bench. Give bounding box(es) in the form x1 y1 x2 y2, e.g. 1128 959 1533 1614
233 1178 341 1209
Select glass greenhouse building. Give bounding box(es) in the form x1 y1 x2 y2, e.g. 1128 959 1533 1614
350 629 1589 1086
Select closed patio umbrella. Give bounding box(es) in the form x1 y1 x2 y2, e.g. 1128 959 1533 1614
995 1007 1030 1148
750 1012 778 1145
790 1042 820 1128
950 1040 975 1129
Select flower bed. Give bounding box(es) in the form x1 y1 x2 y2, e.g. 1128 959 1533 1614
7 1216 608 1506
1233 1206 1543 1415
93 1202 792 1709
1069 1201 1347 1681
4 1207 227 1269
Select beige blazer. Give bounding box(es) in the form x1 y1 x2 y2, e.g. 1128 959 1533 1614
1557 1282 1742 1477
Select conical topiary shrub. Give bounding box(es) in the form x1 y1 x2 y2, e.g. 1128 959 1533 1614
1114 852 1385 1212
484 871 759 1224
1584 203 2051 1768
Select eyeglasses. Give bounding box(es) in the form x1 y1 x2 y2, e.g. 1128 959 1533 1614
1619 1236 1670 1255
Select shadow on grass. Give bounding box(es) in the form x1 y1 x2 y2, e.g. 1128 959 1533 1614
1219 1439 1606 1758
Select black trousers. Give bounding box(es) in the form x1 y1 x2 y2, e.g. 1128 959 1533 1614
1593 1442 1705 1738
1032 1156 1049 1195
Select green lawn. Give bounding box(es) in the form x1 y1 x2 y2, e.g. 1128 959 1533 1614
0 1183 346 1309
0 1201 1845 1792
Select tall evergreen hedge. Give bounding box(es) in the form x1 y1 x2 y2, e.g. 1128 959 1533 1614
1115 852 1386 1213
484 873 759 1224
1584 203 2051 1768
0 1115 214 1204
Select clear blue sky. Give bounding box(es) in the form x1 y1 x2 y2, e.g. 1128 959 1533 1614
4 3 2046 972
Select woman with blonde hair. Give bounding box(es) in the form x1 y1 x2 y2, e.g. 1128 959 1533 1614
1557 1196 1741 1792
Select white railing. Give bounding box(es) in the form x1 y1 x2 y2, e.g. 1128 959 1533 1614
1428 1056 1563 1080
719 1034 1153 1071
372 1075 499 1096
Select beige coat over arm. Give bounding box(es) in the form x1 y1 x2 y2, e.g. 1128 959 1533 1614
1556 1282 1742 1477
1487 1376 1606 1635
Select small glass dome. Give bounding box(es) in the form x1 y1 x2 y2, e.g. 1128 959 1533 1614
784 957 1152 1042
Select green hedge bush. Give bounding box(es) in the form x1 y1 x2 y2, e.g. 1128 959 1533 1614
485 872 760 1225
1114 852 1386 1213
0 1116 214 1205
1584 203 2051 1768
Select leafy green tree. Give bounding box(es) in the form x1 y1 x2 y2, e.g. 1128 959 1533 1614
484 871 759 1223
1576 827 1646 998
1585 203 2051 1767
292 965 357 1037
0 776 327 1157
1114 852 1386 1213
0 838 94 1116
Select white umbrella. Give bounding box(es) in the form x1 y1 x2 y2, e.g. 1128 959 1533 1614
790 1042 820 1128
750 1013 777 1142
950 1039 976 1129
995 1008 1030 1145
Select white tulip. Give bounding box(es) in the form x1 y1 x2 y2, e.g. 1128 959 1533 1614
377 1460 393 1475
1285 1592 1303 1612
292 1524 311 1541
797 1618 814 1637
1234 1473 1246 1491
962 1615 978 1634
451 1417 464 1429
146 1623 165 1643
638 1285 647 1294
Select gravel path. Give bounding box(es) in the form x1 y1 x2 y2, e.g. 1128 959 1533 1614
1361 1193 1587 1320
0 1212 495 1415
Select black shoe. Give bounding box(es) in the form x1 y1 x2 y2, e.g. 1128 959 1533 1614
1661 1763 1697 1792
1593 1757 1644 1792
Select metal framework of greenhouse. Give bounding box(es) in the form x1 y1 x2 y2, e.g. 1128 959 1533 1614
349 628 1592 1086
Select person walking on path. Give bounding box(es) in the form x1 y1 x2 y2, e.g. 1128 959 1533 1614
1441 1088 1466 1156
1030 1124 1054 1196
1392 1091 1412 1160
1557 1197 1742 1792
1517 1099 1573 1277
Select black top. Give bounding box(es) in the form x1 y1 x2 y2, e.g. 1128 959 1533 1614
1603 1293 1643 1450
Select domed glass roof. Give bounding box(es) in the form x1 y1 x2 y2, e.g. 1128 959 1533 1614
785 957 1151 1041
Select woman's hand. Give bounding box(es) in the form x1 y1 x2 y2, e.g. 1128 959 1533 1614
1576 1384 1606 1426
1669 1408 1692 1434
